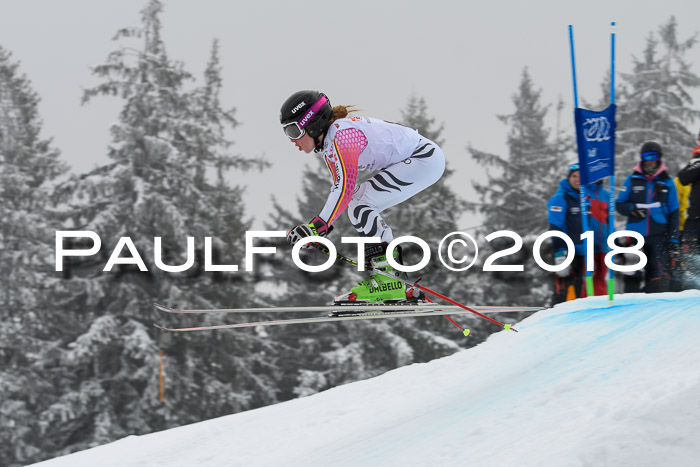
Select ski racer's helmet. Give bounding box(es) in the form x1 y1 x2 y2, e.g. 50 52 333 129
280 90 333 150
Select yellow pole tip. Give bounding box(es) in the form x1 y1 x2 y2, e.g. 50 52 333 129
504 324 512 332
463 329 471 336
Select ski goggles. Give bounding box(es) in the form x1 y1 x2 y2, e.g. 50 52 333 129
282 95 329 140
641 151 660 162
282 121 305 140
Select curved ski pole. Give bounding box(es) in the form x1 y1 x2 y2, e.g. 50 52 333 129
311 244 516 333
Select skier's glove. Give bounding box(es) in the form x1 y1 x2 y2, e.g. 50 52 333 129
286 223 318 248
630 206 647 218
554 250 570 278
286 217 333 248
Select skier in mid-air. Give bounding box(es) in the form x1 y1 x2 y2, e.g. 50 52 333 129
280 90 446 304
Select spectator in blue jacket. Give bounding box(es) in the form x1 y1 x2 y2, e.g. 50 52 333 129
616 141 680 293
547 163 609 304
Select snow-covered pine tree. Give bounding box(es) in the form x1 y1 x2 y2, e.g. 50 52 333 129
616 17 700 176
400 94 445 145
585 70 613 112
34 1 278 461
468 68 565 307
0 45 71 467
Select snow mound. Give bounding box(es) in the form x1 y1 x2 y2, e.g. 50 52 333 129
32 291 700 467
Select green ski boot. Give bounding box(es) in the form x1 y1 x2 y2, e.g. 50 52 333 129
334 242 406 304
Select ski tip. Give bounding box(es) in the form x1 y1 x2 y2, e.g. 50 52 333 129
154 303 173 312
154 323 187 332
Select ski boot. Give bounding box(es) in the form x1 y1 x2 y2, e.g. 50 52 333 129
334 242 409 305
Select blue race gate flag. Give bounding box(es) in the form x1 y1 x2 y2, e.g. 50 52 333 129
574 104 616 184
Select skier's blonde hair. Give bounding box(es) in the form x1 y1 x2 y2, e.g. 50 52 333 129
328 105 359 125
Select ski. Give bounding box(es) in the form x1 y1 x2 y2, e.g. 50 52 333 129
306 244 528 332
154 302 540 315
153 305 541 332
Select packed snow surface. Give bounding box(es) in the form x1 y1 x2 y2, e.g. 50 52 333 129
33 291 700 467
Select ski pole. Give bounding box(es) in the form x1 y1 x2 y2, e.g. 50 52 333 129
397 278 517 333
311 243 517 333
316 244 359 268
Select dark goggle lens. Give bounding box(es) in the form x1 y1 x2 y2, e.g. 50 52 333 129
642 151 659 162
283 123 304 140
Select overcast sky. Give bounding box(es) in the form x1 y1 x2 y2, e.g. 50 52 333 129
2 0 699 230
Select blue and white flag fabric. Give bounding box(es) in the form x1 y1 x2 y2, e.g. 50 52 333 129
574 104 616 184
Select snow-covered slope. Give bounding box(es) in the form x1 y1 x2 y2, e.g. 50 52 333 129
33 292 700 467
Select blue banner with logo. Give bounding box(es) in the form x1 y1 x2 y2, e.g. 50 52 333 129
574 104 616 184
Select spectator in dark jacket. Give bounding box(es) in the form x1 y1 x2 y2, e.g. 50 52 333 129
677 145 700 281
547 163 609 304
617 141 680 293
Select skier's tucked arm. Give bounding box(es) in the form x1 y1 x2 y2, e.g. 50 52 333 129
316 127 367 227
286 128 366 246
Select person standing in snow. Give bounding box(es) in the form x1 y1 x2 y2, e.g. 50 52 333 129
670 145 696 291
280 90 445 303
677 144 700 286
547 163 609 304
616 141 680 293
